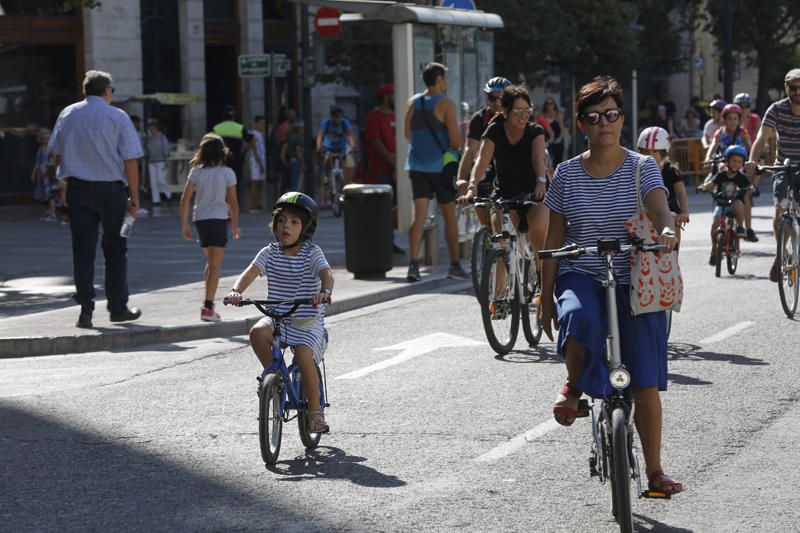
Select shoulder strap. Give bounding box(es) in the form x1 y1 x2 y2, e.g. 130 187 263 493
634 154 646 214
420 96 448 155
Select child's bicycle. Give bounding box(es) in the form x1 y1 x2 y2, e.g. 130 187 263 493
539 238 670 533
224 298 329 465
469 195 542 354
755 159 800 317
710 193 743 278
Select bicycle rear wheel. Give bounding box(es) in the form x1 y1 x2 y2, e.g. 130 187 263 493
297 364 324 449
727 231 739 275
521 259 543 346
471 226 490 297
715 231 724 278
610 407 633 532
777 217 799 317
480 248 519 354
259 373 283 465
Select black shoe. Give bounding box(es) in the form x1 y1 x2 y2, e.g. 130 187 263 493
393 243 406 255
76 310 93 329
708 254 716 266
407 262 421 282
746 228 759 242
110 307 142 322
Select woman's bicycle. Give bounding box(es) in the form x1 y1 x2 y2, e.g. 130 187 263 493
755 159 800 317
471 196 542 354
539 238 670 533
224 298 329 465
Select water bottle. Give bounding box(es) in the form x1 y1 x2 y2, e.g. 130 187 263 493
120 213 135 238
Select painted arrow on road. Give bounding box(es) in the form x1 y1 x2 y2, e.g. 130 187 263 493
335 332 485 380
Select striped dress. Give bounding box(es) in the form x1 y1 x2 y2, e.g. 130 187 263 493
544 149 666 284
251 242 330 362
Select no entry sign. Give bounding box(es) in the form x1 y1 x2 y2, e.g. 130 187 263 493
314 7 341 38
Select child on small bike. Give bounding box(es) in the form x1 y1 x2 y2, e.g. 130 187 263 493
226 192 334 433
702 144 753 266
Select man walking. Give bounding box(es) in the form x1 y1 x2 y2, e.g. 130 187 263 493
49 70 144 328
746 68 800 282
403 62 466 281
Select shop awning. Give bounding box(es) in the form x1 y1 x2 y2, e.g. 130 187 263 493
290 0 503 28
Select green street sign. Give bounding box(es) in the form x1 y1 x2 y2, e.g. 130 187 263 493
238 54 270 77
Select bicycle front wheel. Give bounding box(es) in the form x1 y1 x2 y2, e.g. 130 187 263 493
331 174 343 217
471 226 490 298
521 259 543 346
715 231 724 278
727 231 739 275
259 373 283 465
610 407 633 532
480 248 519 354
777 217 799 317
298 363 324 449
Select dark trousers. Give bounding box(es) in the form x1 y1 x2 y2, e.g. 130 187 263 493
66 178 129 314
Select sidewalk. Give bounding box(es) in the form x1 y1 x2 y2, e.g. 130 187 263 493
0 204 468 358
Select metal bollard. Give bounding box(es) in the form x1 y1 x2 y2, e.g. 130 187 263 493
422 214 438 266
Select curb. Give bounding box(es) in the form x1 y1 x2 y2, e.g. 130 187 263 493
0 275 466 358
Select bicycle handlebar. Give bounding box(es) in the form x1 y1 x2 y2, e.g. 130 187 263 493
754 162 800 174
539 240 667 259
222 298 315 319
468 196 541 209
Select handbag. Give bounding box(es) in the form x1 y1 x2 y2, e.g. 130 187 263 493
623 155 683 315
420 96 460 182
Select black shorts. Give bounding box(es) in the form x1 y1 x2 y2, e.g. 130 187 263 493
195 219 228 247
409 170 456 204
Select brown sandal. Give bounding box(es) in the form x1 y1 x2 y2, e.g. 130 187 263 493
553 382 582 427
307 410 330 434
648 469 683 495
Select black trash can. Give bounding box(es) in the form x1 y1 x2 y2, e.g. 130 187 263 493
342 184 393 278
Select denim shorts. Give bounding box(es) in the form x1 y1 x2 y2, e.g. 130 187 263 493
555 272 668 398
773 168 800 209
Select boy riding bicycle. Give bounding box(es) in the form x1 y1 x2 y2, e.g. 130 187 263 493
702 145 753 266
226 192 334 433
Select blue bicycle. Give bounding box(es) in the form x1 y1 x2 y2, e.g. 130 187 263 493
225 298 329 465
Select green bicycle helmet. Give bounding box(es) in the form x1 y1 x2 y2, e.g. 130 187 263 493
272 191 319 244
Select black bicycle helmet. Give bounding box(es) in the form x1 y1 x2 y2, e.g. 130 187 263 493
272 191 319 244
733 92 753 108
483 76 512 94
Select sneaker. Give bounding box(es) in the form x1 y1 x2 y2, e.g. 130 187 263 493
406 262 421 282
40 212 56 222
200 306 221 322
448 262 468 280
736 226 746 238
746 228 759 242
770 258 779 283
709 254 716 266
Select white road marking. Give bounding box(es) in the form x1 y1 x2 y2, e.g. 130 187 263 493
335 332 484 380
475 419 561 462
698 321 754 346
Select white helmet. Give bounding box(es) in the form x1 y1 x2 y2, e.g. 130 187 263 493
637 126 671 151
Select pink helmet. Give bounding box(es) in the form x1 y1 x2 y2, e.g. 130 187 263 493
722 103 742 117
637 126 671 151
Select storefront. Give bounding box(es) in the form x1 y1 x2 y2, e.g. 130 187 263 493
0 1 83 202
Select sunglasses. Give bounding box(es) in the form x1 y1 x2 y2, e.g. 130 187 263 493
488 94 501 102
787 84 800 93
580 108 622 125
510 107 533 117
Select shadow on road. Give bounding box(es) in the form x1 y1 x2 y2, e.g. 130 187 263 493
667 342 768 366
634 513 695 532
267 446 406 488
494 346 561 364
668 372 713 386
0 403 326 531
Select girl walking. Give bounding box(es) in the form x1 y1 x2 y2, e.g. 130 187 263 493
180 133 240 321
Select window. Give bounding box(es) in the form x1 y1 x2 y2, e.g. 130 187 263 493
263 0 291 20
203 0 236 21
0 0 78 16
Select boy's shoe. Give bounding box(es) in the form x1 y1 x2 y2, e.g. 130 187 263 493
746 228 759 242
448 262 468 280
708 254 716 266
200 306 221 322
407 262 421 282
736 226 746 238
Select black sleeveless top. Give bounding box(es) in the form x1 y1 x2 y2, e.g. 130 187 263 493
483 117 545 197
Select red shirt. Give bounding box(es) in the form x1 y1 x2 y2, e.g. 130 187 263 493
364 107 396 183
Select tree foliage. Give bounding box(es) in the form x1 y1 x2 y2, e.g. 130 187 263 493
693 0 800 110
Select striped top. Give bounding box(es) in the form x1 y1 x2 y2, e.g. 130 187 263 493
251 241 330 326
544 150 666 284
406 92 448 173
761 98 800 162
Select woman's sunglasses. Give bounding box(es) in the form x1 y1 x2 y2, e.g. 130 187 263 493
580 108 622 125
510 107 533 117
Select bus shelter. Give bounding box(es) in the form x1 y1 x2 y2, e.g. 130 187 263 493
293 0 503 231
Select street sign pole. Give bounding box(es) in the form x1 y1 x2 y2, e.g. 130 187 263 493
269 51 278 206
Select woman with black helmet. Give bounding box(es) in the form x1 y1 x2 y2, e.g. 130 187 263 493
226 191 334 433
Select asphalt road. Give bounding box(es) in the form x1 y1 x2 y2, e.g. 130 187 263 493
2 198 799 532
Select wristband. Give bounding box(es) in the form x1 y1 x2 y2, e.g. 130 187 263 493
536 176 548 184
321 288 332 295
661 228 676 237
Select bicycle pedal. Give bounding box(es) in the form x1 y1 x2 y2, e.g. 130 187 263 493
576 399 590 418
641 490 671 499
